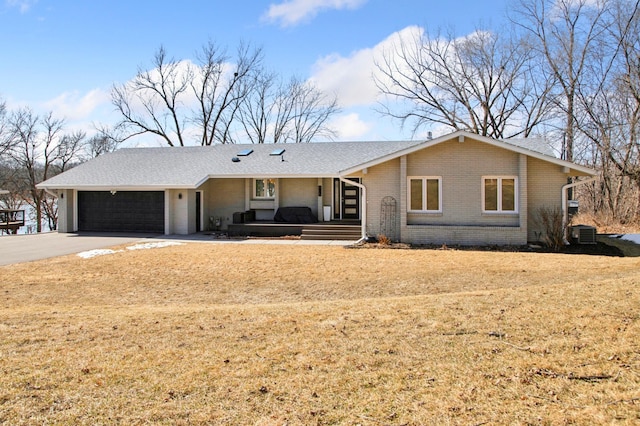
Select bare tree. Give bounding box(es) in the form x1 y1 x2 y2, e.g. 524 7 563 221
111 41 263 146
193 41 262 145
240 73 339 144
375 28 551 139
0 99 13 157
86 133 120 158
6 109 86 232
575 0 640 220
112 46 192 147
512 0 614 162
0 160 23 226
89 124 124 157
111 40 339 146
56 130 87 171
7 109 63 231
239 69 281 144
0 98 21 212
288 78 339 143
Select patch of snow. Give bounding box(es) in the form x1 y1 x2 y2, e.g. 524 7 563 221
77 240 183 259
77 249 123 259
619 234 640 245
126 241 184 251
608 234 640 244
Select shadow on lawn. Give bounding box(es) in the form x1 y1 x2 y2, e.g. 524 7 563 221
584 234 640 257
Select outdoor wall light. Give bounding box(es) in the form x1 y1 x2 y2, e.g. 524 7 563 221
178 193 182 199
110 190 117 196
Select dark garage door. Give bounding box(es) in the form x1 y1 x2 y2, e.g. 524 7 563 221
78 191 164 233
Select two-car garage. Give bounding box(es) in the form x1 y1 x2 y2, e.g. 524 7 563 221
77 191 165 233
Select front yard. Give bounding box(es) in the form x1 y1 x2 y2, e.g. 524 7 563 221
1 243 639 424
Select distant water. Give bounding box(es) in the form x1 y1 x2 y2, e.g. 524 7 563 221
1 204 51 235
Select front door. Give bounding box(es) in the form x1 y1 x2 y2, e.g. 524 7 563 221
195 191 202 232
340 178 360 220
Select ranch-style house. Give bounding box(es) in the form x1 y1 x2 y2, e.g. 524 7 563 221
38 130 596 245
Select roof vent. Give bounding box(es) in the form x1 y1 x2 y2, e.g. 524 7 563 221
231 157 240 163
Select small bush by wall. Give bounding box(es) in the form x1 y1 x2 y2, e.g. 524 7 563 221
536 206 565 252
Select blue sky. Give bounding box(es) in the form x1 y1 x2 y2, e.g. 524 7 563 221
0 0 510 146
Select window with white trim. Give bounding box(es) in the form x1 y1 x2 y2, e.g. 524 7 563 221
408 177 442 212
254 178 276 199
483 176 517 213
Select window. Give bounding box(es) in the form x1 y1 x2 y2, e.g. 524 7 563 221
483 177 517 213
254 178 276 198
408 177 441 212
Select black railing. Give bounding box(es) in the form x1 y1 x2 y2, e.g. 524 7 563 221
0 210 25 232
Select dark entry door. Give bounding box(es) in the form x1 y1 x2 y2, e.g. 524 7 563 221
341 179 360 220
77 191 164 233
195 191 201 232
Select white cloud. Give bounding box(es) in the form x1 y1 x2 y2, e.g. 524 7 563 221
329 112 371 140
42 88 111 122
5 0 37 13
309 25 424 109
263 0 367 27
309 26 512 140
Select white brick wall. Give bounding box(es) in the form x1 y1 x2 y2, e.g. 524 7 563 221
279 178 319 216
201 178 245 230
526 157 568 243
363 137 536 245
403 225 525 246
362 158 401 240
180 136 574 244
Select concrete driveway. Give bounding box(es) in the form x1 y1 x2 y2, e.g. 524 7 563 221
0 232 155 266
0 232 355 266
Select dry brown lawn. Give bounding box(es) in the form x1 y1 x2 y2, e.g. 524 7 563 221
1 242 639 425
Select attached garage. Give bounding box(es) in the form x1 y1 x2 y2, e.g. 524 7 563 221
77 191 164 233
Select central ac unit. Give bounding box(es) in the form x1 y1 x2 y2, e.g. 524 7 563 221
570 225 597 244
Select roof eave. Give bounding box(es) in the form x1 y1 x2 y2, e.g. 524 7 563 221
204 173 340 180
36 184 197 191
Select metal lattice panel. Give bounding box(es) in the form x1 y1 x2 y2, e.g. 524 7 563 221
379 196 398 241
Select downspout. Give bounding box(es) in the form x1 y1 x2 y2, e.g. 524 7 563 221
339 176 367 243
562 176 597 244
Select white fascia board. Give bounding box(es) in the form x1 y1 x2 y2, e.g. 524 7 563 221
36 184 196 191
204 173 338 181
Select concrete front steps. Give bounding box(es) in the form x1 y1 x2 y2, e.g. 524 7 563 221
300 224 362 241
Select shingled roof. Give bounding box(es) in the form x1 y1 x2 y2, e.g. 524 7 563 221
39 140 424 189
39 131 591 190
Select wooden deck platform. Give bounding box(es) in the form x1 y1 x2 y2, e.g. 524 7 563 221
0 209 25 233
227 220 362 240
